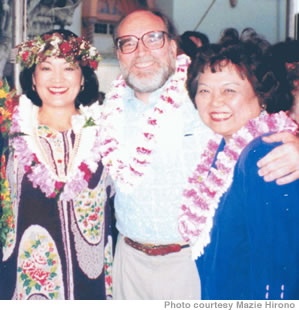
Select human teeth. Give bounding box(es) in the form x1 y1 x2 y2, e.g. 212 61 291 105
212 113 231 119
49 88 67 92
135 61 153 68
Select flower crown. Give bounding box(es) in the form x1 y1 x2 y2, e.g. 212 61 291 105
16 32 101 70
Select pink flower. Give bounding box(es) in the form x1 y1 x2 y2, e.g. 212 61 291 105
22 259 36 272
105 275 112 287
30 268 50 286
147 118 157 126
44 280 55 292
89 213 98 221
55 181 64 191
32 251 47 265
79 162 92 182
59 174 87 201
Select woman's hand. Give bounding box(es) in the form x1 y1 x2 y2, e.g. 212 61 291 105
257 132 299 185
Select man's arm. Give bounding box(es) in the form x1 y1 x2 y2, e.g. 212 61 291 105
257 132 299 185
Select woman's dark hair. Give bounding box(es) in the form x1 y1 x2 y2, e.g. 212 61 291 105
187 28 291 113
113 9 178 44
265 39 299 104
179 31 210 58
19 29 99 108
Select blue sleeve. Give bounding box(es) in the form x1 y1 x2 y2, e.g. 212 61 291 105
226 136 299 299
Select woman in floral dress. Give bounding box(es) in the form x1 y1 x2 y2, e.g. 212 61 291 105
0 30 114 300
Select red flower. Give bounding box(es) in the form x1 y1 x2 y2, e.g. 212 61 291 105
30 269 50 286
60 42 72 54
105 275 112 286
49 192 56 199
55 181 64 191
79 162 92 182
32 154 40 164
43 34 51 40
22 51 29 62
24 165 32 173
89 213 98 221
89 60 98 70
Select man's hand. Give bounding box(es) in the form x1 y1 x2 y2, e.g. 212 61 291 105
257 132 299 185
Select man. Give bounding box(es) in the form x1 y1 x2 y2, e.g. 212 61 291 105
100 9 299 299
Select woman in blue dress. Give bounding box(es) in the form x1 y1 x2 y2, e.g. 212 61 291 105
179 28 299 300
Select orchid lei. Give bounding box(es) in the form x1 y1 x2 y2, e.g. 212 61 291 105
99 54 190 192
10 95 102 202
178 111 298 260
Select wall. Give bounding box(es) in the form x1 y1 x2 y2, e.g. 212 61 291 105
172 0 286 43
155 0 174 20
81 0 288 93
66 2 82 36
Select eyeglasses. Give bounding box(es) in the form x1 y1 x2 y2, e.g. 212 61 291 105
115 31 168 54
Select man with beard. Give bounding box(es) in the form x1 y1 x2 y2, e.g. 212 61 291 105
99 9 299 300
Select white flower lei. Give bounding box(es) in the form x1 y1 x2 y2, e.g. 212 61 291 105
178 111 298 260
10 95 103 201
99 54 191 192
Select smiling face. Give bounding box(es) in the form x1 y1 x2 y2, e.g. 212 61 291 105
32 56 83 109
116 11 177 96
195 63 261 141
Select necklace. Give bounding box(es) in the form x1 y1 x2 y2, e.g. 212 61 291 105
32 123 82 183
178 111 298 260
10 95 103 201
99 54 190 192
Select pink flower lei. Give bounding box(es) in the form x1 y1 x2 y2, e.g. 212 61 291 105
178 111 298 259
99 54 190 192
10 95 103 201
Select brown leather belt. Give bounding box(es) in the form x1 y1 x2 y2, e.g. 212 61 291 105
124 237 189 256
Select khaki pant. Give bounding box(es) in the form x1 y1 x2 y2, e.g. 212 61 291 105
112 235 201 300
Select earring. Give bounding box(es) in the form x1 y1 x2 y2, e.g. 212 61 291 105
80 84 84 92
32 84 36 91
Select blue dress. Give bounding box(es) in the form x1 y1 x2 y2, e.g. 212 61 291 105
196 135 299 300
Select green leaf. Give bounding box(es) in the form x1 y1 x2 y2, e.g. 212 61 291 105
50 272 57 278
26 286 32 295
32 239 41 248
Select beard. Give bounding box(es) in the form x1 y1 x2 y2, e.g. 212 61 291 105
119 49 176 94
